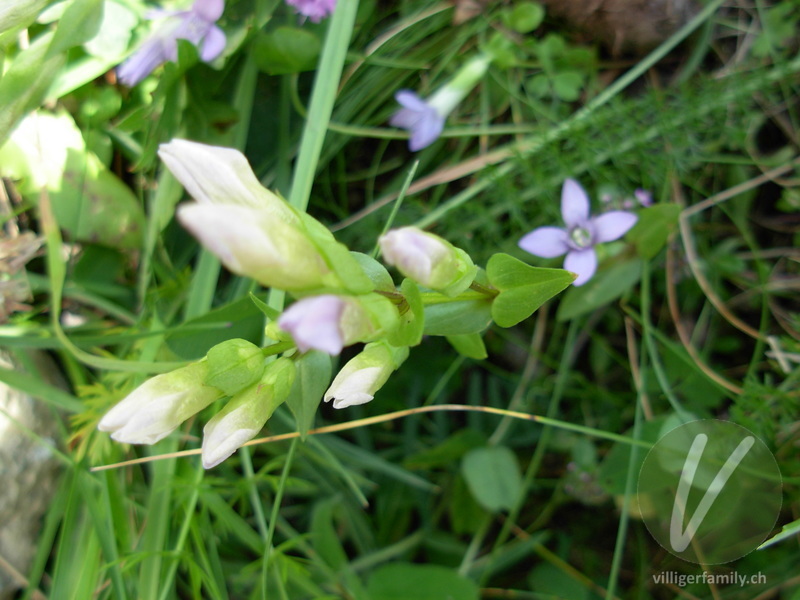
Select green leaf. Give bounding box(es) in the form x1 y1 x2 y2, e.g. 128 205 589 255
461 446 522 512
350 251 395 292
0 110 145 248
445 333 487 359
552 71 583 101
388 279 424 347
486 253 574 327
367 563 479 600
204 339 265 396
248 292 282 321
48 0 104 58
253 27 322 75
311 499 349 570
285 351 331 439
503 2 545 33
627 203 681 259
556 258 641 321
165 296 265 359
423 298 493 336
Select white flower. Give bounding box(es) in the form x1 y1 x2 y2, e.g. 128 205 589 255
379 226 476 296
324 342 409 409
98 362 221 444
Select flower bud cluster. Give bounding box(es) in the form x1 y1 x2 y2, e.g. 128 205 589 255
98 140 577 469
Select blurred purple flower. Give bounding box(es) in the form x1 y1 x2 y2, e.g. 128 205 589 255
389 91 445 152
518 179 638 286
634 188 653 206
389 55 491 151
117 0 226 86
286 0 336 22
278 295 347 355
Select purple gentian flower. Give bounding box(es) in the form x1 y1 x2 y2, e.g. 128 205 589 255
117 0 226 87
389 54 491 151
389 91 446 152
285 0 336 22
518 179 638 286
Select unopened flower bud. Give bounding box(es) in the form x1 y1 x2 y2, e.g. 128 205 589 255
379 227 477 296
98 361 222 445
277 293 399 355
201 358 295 468
323 341 409 409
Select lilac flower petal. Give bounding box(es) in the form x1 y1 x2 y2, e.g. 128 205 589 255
408 113 444 151
389 91 444 151
592 211 638 243
286 0 335 22
518 226 570 258
200 25 226 61
117 38 168 86
193 0 225 22
561 178 590 228
278 295 346 355
634 188 653 207
564 249 597 286
395 90 430 112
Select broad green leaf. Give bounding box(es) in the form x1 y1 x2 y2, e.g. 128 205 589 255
387 279 424 347
165 296 265 359
368 563 479 600
461 446 522 512
285 351 331 439
503 2 544 33
350 251 395 292
446 333 487 359
556 258 641 321
627 203 681 259
253 27 321 75
423 298 492 336
0 111 145 249
486 253 574 327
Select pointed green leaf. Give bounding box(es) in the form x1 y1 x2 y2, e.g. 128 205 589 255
350 251 395 292
486 253 574 327
627 203 681 259
423 298 493 336
556 258 642 321
285 351 331 439
446 333 487 359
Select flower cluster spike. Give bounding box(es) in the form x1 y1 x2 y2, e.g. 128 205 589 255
117 0 226 86
98 142 608 470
